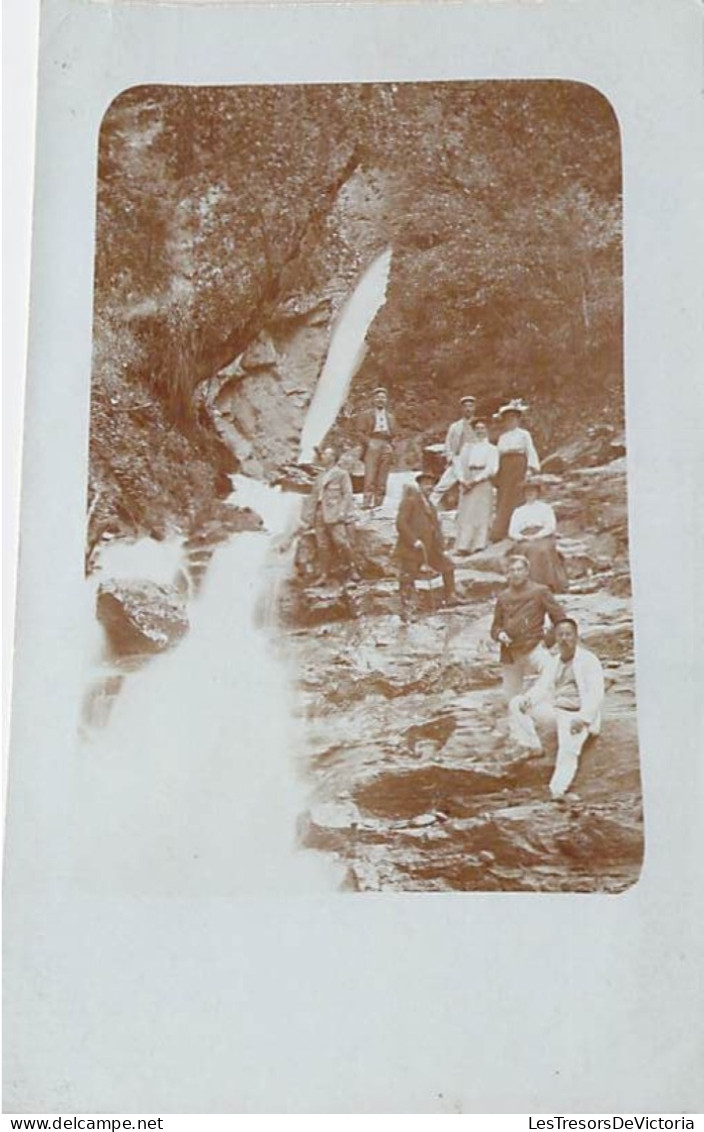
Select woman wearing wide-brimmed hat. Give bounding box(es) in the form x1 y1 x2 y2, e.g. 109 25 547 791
508 476 569 592
491 399 540 541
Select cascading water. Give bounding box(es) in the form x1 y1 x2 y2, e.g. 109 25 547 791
299 248 392 463
76 248 392 895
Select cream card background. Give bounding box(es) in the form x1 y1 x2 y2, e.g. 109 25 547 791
4 0 703 1113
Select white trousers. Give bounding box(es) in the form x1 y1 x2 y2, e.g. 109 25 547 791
501 643 550 702
508 698 590 797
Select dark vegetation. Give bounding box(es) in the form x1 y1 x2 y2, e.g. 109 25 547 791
90 81 622 551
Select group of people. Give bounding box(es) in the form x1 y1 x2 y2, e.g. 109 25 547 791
294 387 605 800
489 554 604 800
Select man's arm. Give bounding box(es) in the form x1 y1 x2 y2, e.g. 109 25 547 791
489 595 505 641
396 495 417 544
444 421 457 461
356 410 371 448
300 484 318 527
575 652 605 727
340 470 355 522
543 588 567 626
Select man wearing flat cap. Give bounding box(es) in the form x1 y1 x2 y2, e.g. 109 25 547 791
431 395 478 506
356 387 397 510
490 554 566 702
394 471 458 620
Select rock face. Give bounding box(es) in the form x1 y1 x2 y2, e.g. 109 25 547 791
277 457 642 893
183 501 263 592
90 83 623 545
196 168 390 479
287 590 641 893
97 579 189 656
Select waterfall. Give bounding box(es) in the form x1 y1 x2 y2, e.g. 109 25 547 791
77 248 393 895
75 500 336 895
299 247 392 462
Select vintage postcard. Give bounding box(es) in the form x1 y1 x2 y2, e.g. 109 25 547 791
4 0 703 1115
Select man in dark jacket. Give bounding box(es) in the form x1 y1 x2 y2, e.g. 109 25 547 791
395 472 458 620
490 555 567 701
356 387 397 509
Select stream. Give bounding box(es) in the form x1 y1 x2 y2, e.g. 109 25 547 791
75 249 393 895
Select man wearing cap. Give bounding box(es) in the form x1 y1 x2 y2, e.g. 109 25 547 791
431 396 478 506
509 617 605 799
395 472 458 620
299 446 360 584
356 387 397 509
490 554 566 701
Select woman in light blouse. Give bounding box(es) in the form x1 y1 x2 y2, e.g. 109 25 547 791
491 400 540 541
455 421 499 554
508 478 569 592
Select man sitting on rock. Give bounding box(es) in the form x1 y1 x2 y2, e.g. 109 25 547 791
395 471 458 621
490 555 566 701
509 618 605 800
300 446 360 584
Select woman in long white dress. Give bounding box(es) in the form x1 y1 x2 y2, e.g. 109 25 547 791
455 421 499 554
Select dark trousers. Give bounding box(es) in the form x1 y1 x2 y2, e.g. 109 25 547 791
363 438 393 507
398 547 455 615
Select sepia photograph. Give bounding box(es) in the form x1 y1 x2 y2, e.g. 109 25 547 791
79 80 642 895
5 0 704 1115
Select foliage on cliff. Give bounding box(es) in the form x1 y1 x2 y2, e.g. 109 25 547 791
90 81 622 543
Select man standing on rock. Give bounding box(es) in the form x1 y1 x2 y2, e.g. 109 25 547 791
490 555 566 700
431 395 477 507
300 446 360 584
509 618 605 800
395 472 459 621
357 386 396 510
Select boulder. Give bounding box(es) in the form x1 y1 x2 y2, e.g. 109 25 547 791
542 427 626 474
273 462 319 494
97 579 189 657
240 332 278 372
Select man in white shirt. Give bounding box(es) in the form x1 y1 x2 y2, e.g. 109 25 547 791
509 618 605 799
430 396 477 505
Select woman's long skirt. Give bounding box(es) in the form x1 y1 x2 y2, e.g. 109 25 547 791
456 480 493 552
492 452 527 541
514 535 569 592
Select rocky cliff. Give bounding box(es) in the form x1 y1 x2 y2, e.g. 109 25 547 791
88 81 622 555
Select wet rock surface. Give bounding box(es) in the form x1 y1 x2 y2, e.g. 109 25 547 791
85 500 265 732
279 458 642 893
97 579 190 656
